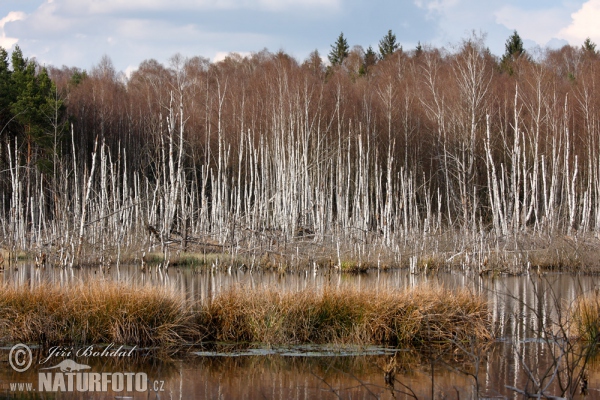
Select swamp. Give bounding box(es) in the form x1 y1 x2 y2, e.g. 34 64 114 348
2 32 600 398
0 265 599 398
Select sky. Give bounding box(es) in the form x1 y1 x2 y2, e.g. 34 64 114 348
0 0 599 76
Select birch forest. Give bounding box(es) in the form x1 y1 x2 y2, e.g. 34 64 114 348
2 33 600 270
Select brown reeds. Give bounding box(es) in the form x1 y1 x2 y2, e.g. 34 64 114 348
0 282 200 348
573 292 600 343
0 282 491 349
200 285 492 346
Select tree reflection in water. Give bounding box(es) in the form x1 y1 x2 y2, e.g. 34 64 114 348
2 265 599 398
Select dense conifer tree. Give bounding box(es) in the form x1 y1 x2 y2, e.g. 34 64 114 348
500 30 525 74
379 29 400 59
0 46 65 174
583 37 598 56
0 47 12 137
359 46 377 76
328 32 349 66
415 41 423 56
365 46 377 67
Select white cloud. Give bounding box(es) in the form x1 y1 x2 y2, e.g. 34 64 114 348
109 18 269 48
412 0 596 55
49 0 338 15
414 0 459 15
495 5 571 46
213 51 252 62
0 0 282 71
65 0 229 14
258 0 339 12
25 2 76 34
0 11 25 49
124 65 138 79
412 0 511 54
558 0 600 45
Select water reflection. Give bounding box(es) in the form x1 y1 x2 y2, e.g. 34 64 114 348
1 265 599 398
3 264 597 341
5 263 595 298
1 343 597 399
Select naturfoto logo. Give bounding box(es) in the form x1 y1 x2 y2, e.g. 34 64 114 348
38 368 149 392
40 359 91 372
7 343 164 394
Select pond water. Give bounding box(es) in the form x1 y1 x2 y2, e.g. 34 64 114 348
1 264 599 399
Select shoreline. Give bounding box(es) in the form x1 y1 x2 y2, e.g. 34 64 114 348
3 230 600 275
0 281 491 351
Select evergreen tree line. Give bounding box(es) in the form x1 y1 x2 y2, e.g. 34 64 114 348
0 46 65 172
1 30 600 267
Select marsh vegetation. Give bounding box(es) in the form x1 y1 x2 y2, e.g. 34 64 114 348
2 34 600 273
0 268 599 398
2 31 600 397
0 280 490 351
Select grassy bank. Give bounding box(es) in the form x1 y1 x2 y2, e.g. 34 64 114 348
202 285 491 346
0 282 491 349
573 292 600 343
0 282 199 348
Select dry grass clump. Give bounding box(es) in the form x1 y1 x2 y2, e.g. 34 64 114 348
0 282 490 350
573 292 600 343
200 285 491 346
0 282 200 348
